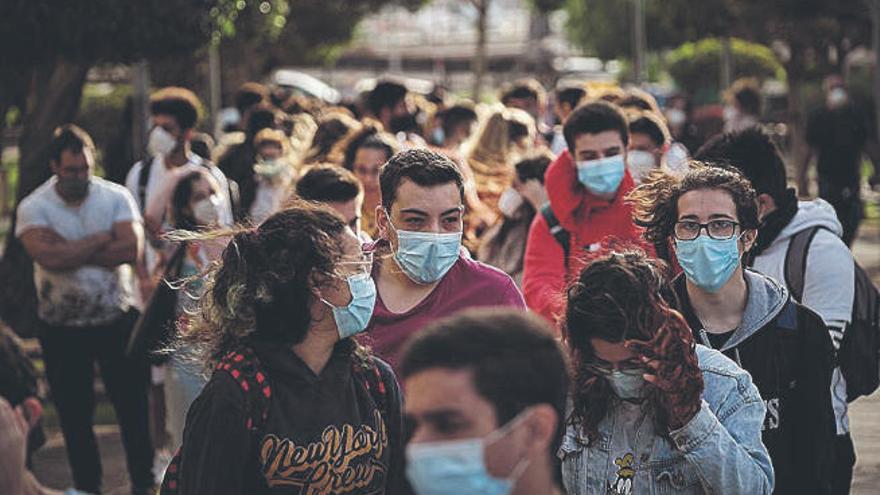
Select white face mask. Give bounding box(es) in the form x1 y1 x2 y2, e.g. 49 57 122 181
192 195 220 226
148 126 177 157
827 88 848 108
627 150 658 185
497 187 524 218
666 108 686 127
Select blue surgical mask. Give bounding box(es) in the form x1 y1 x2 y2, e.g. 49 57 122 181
607 369 648 400
321 273 377 339
406 410 531 495
675 235 742 293
576 155 626 196
386 214 462 285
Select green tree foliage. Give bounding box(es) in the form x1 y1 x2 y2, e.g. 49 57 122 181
667 38 784 95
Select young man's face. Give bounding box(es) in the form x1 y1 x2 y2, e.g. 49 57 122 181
52 148 93 181
405 368 526 479
152 113 186 145
675 188 755 256
327 194 364 235
629 132 662 164
572 130 626 162
377 179 463 240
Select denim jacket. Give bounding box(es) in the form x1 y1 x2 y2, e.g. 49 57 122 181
559 345 774 494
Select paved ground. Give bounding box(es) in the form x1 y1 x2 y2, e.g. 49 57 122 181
28 220 880 494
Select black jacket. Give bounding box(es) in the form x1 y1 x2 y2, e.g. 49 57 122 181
672 270 836 494
178 339 407 494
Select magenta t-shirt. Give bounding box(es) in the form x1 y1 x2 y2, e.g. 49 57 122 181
362 255 526 370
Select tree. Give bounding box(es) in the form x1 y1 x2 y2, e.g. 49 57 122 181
0 0 424 335
667 38 784 97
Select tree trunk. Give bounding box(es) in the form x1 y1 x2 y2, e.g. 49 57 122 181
471 0 488 101
785 45 811 198
0 58 89 337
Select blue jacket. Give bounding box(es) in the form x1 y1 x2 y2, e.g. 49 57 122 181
559 345 774 494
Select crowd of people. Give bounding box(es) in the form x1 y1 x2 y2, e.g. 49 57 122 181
0 72 876 495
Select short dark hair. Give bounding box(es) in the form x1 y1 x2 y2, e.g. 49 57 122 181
49 124 95 163
367 80 407 116
695 127 788 201
379 149 464 209
235 82 269 114
400 308 569 437
440 104 478 136
563 101 630 154
555 86 586 111
150 87 201 130
728 79 762 116
190 132 215 161
296 164 363 203
341 123 399 172
629 112 670 148
500 78 546 106
619 88 661 114
246 103 278 137
515 151 553 184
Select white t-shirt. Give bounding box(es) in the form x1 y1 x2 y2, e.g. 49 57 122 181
15 176 140 327
125 154 233 274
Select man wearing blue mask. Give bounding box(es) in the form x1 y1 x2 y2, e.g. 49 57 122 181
400 309 568 495
366 149 525 370
523 101 648 324
630 164 836 494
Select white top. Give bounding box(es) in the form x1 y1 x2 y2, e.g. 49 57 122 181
751 199 855 434
16 176 140 327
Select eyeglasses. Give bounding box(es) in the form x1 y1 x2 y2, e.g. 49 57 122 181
584 360 647 376
673 220 740 241
338 251 374 277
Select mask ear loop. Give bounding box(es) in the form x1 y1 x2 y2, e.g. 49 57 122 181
484 407 535 481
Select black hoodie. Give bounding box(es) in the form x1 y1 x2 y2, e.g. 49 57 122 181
178 339 406 494
673 270 836 494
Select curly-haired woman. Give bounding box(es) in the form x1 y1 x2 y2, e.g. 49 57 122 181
559 250 772 494
171 203 406 494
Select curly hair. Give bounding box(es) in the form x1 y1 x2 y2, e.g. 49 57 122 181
173 202 360 368
302 111 360 165
563 250 701 444
626 161 759 244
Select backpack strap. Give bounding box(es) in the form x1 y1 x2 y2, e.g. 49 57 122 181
160 347 271 495
541 203 570 268
784 226 822 301
137 155 154 213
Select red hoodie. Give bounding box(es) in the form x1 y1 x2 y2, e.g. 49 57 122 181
522 150 648 324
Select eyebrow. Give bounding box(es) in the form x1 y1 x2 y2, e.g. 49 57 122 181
399 209 428 216
421 409 467 423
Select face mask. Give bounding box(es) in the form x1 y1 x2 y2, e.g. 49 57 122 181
192 195 220 226
723 105 738 122
387 213 462 285
675 235 742 293
57 176 90 202
497 188 524 218
254 158 286 179
406 410 532 495
666 108 686 127
606 368 648 400
827 88 848 108
627 150 657 185
431 127 446 146
148 126 178 157
321 273 377 339
576 155 625 196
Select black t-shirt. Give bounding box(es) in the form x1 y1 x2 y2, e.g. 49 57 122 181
806 105 868 186
705 329 735 350
178 341 407 495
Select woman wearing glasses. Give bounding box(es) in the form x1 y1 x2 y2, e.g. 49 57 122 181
559 249 772 494
629 164 836 494
168 203 408 495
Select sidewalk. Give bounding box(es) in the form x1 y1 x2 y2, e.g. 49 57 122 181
29 221 880 494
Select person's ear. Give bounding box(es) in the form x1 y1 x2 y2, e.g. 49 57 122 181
756 193 776 222
376 205 392 241
50 159 60 175
183 128 194 143
741 228 758 252
520 404 558 454
21 397 42 429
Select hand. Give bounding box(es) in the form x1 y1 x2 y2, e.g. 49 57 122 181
0 398 28 495
626 310 703 430
518 179 548 211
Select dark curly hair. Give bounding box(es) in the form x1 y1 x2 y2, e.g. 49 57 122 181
303 111 359 165
174 202 360 367
626 161 759 244
564 250 701 444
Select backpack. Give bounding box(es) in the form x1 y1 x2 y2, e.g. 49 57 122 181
541 203 571 269
784 226 880 402
159 347 389 494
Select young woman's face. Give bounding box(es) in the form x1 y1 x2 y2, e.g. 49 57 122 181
186 177 220 226
319 228 371 308
353 147 388 192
